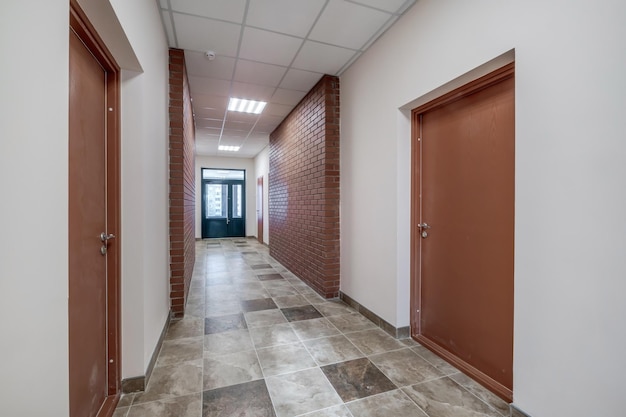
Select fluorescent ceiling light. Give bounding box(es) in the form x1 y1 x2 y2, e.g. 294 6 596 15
228 98 266 114
218 145 240 152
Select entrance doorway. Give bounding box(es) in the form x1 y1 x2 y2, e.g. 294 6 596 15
68 2 120 416
201 169 246 238
410 63 515 401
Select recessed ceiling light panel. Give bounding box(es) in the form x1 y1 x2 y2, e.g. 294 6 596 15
218 145 240 152
228 98 266 114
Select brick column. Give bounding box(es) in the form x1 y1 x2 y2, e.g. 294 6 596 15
168 48 195 318
269 75 340 298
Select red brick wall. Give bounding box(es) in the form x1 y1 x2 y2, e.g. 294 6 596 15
168 49 195 318
269 75 340 298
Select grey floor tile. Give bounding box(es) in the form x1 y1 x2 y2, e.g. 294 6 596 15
117 393 135 407
112 407 129 417
298 405 352 417
449 373 511 416
304 335 364 366
115 239 510 417
313 301 355 317
204 313 247 334
165 318 204 340
133 359 203 404
249 323 300 348
346 389 428 417
265 368 342 417
291 317 341 340
321 357 396 402
281 305 323 322
257 342 317 376
273 294 309 308
411 345 460 375
156 337 204 367
245 309 288 328
403 377 502 417
344 328 406 355
127 393 201 417
266 286 301 297
205 300 242 318
326 313 377 333
369 348 443 387
204 329 253 357
202 380 275 417
203 349 263 390
240 298 278 313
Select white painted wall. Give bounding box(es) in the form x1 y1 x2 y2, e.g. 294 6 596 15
340 1 626 416
195 156 257 238
254 146 271 244
108 0 170 378
0 1 70 414
1 6 169 416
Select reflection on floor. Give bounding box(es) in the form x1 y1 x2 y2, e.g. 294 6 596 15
113 238 511 417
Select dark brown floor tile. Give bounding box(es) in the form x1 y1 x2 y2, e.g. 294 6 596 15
202 379 276 417
281 305 323 322
257 273 284 281
251 263 273 270
321 357 397 402
241 298 278 312
204 313 247 335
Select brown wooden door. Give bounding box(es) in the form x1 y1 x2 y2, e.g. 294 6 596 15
257 176 264 244
411 65 515 401
69 3 120 416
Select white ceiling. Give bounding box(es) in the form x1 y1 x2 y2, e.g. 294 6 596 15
159 0 416 158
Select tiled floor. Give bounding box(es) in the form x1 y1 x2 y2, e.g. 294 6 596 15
114 238 511 417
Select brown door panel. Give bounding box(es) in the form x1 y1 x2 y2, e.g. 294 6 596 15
412 66 514 400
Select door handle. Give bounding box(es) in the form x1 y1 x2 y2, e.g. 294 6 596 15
417 223 430 230
226 218 230 225
100 232 116 242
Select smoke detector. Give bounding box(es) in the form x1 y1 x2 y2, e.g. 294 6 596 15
205 50 216 60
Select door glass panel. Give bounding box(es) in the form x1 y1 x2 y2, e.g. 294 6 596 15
205 184 228 218
232 184 242 218
202 169 244 180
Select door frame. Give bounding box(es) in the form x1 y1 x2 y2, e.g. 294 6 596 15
257 176 264 244
69 1 121 414
410 63 514 402
200 168 246 238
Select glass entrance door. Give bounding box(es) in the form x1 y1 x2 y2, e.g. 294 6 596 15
201 169 246 238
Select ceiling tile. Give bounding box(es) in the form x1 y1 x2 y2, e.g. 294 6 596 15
271 88 307 106
188 76 231 97
234 60 287 87
246 0 326 37
309 0 390 50
349 0 412 13
169 0 246 23
185 51 236 80
196 118 223 129
238 27 302 66
265 103 293 118
161 11 176 47
226 111 261 124
360 16 398 50
279 69 323 91
292 41 356 75
173 13 241 55
194 107 225 120
191 92 229 106
230 82 275 102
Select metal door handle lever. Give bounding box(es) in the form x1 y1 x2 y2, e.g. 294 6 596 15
417 223 430 230
100 232 116 242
